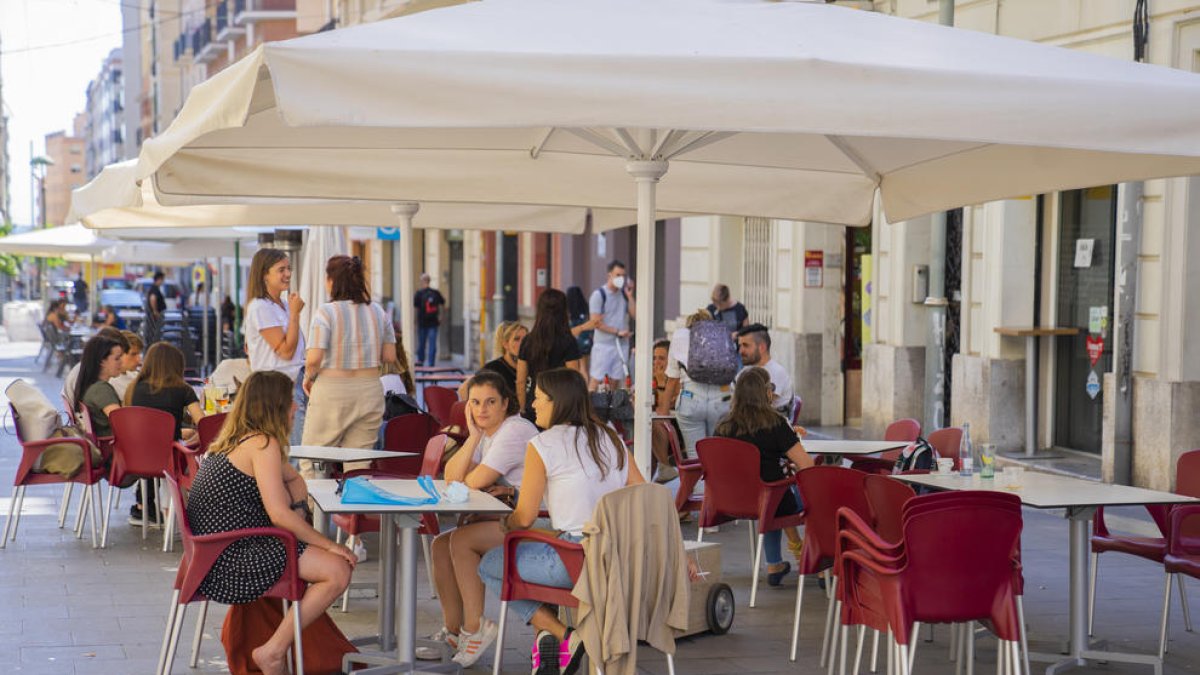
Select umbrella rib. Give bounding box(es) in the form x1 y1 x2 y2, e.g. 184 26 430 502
613 128 646 158
530 127 556 159
661 131 736 161
650 130 684 159
565 127 633 158
825 135 881 184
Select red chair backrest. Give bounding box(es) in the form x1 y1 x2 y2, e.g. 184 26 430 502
927 427 964 468
884 419 921 442
500 530 585 606
423 386 459 426
795 465 870 574
898 493 1022 625
61 395 78 426
109 406 177 482
1177 450 1200 498
696 437 767 522
448 401 468 431
196 413 227 455
864 474 915 544
378 413 440 474
419 434 451 477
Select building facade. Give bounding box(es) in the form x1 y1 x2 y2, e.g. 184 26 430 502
42 118 87 228
0 34 10 224
84 49 125 179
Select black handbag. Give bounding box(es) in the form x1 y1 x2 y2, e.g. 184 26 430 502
590 389 634 424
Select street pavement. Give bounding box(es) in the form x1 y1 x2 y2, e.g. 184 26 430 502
1 339 1198 674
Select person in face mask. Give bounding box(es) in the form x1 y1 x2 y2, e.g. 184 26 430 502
587 260 636 390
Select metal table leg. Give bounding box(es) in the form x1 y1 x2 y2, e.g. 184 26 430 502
1030 507 1162 675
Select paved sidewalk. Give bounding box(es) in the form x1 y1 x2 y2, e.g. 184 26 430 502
1 340 1198 674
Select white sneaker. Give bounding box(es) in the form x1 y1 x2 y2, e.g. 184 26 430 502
415 626 459 661
451 618 499 667
352 539 368 563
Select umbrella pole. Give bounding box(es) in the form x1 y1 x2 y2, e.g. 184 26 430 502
626 160 668 477
234 241 242 352
392 203 420 364
89 255 98 323
202 257 210 376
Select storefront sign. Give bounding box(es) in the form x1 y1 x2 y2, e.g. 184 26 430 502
1074 238 1095 268
1088 306 1107 335
1086 370 1101 400
376 227 400 241
804 250 824 288
1086 335 1104 367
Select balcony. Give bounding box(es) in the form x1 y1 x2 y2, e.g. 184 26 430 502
234 0 297 27
195 20 222 64
216 1 245 40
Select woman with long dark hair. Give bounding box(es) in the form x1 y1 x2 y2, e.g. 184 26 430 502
422 370 539 666
714 366 812 585
515 289 582 418
74 335 125 437
187 371 354 675
244 248 306 444
477 367 643 672
301 255 397 453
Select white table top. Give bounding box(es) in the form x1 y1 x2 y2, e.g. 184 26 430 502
896 471 1200 510
308 478 513 515
802 440 908 456
288 446 416 463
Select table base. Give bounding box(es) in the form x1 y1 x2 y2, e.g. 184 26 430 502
1029 646 1161 675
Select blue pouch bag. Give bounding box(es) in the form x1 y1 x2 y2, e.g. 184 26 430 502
339 475 441 506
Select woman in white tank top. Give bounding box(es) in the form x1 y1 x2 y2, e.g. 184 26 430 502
475 367 643 675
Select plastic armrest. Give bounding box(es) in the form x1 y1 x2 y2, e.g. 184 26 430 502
837 507 900 554
1168 504 1200 556
18 437 96 479
503 529 585 580
842 549 905 577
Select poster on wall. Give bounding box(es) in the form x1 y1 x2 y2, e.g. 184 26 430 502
1074 238 1095 268
1086 335 1104 367
804 250 824 288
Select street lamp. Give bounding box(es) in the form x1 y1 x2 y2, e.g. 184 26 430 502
30 155 53 301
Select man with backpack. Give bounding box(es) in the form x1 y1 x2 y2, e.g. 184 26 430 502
413 273 446 367
588 260 637 389
658 308 741 459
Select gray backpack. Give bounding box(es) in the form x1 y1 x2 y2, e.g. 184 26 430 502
685 320 740 385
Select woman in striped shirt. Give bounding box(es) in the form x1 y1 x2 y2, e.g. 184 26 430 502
301 255 398 450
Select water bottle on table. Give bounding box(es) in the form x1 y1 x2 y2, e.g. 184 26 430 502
959 422 974 476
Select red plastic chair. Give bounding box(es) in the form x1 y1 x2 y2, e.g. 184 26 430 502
696 437 806 608
156 473 306 675
1 404 106 549
1159 504 1200 658
926 427 964 469
492 530 586 675
104 406 190 549
788 466 870 663
444 400 469 443
423 385 459 427
378 413 440 475
333 435 450 611
863 474 916 545
656 420 702 517
196 412 227 455
1092 449 1200 636
839 493 1024 675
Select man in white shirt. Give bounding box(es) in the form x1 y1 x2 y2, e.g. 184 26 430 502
736 323 794 416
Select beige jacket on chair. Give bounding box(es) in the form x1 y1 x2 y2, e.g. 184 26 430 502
572 483 690 675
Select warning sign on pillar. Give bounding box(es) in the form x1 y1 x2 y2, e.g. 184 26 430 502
804 250 824 288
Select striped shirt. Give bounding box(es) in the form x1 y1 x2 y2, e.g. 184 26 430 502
308 301 396 370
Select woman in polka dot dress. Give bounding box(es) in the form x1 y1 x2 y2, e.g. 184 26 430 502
186 370 357 675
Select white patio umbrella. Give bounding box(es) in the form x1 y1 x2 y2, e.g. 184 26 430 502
296 226 349 340
80 0 1200 483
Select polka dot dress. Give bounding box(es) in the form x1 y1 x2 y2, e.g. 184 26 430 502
186 453 307 604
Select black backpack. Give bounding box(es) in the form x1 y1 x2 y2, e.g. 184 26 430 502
892 437 937 473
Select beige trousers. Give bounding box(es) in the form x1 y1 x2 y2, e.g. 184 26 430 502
299 375 384 479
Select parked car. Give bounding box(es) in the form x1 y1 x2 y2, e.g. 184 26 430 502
133 278 183 311
100 277 133 290
97 289 145 329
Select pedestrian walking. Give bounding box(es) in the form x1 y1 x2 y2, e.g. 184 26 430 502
707 283 749 333
588 260 636 389
413 273 446 366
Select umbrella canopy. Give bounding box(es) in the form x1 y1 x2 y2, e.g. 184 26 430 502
72 160 647 233
92 0 1200 474
296 227 349 337
0 224 122 262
